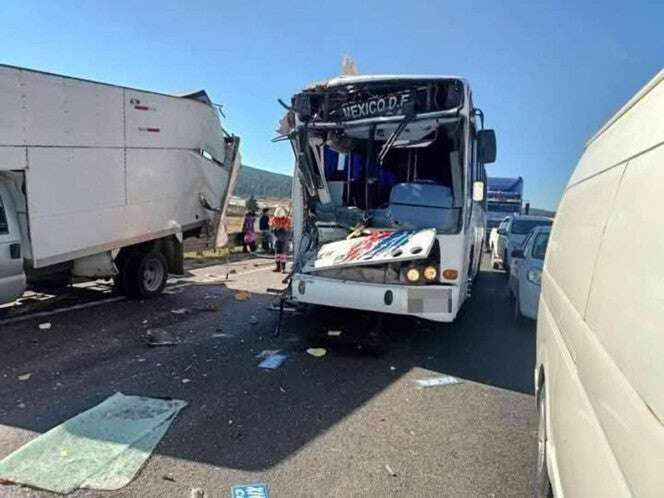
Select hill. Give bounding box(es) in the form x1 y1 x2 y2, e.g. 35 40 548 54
234 165 292 199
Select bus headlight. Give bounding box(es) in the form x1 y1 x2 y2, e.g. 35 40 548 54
423 266 438 281
405 267 421 283
527 268 542 285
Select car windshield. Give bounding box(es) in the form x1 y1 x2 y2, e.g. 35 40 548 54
511 219 551 235
532 233 550 259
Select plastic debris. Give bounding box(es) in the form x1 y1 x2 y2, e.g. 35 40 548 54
258 353 288 370
231 483 269 498
385 464 397 477
327 330 342 337
234 291 251 301
162 474 175 482
415 375 461 388
38 322 52 330
181 379 191 384
18 373 32 381
249 315 259 325
170 308 188 315
390 366 397 371
255 349 281 359
306 348 327 358
145 329 177 347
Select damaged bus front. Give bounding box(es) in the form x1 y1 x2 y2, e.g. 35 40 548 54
279 75 496 322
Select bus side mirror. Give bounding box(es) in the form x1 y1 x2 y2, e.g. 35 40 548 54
478 129 496 164
472 181 485 202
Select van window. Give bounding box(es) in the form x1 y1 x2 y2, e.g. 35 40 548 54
0 195 8 234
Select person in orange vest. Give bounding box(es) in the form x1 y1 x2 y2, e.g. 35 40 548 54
270 207 291 272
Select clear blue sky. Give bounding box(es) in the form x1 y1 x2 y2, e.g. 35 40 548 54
1 1 662 209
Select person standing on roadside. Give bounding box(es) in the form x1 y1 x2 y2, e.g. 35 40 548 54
271 207 291 272
241 210 257 253
259 208 272 253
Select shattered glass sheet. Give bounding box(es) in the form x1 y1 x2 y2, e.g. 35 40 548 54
305 228 436 271
0 392 187 494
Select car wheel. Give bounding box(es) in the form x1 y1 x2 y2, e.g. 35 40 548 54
536 385 554 498
503 249 509 273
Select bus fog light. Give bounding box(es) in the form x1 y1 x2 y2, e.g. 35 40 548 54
442 269 458 280
405 267 421 283
384 290 393 305
423 266 438 281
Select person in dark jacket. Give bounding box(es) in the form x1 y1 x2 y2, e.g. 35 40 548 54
259 208 272 253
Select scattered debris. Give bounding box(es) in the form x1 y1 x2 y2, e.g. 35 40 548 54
181 378 191 384
162 288 183 295
231 483 269 498
17 403 25 409
0 478 15 485
279 386 286 393
162 474 176 482
38 322 52 330
249 315 259 325
194 303 219 312
141 320 148 324
327 330 342 337
306 348 327 358
258 353 288 370
390 366 397 371
234 290 251 301
18 373 32 381
145 329 177 347
137 358 146 363
191 488 205 498
267 303 298 312
170 308 189 315
255 349 281 359
385 464 397 477
415 375 461 388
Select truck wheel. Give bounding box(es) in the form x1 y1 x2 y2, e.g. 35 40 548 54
127 251 168 298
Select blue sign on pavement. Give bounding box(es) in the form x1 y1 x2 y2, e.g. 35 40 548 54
231 483 269 498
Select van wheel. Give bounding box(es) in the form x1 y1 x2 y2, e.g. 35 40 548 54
513 289 524 321
126 251 168 298
503 249 509 273
536 385 553 498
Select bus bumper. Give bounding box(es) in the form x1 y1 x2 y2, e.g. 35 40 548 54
290 274 461 323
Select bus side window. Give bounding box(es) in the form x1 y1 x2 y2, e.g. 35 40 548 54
0 194 9 234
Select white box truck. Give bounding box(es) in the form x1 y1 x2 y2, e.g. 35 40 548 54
0 64 241 304
279 72 496 323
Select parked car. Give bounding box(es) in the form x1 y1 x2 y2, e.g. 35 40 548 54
492 214 552 271
508 225 550 319
535 69 664 497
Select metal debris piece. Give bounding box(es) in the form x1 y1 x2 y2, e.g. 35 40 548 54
18 373 32 381
306 348 327 358
415 375 461 388
38 322 52 330
234 291 251 301
194 303 219 312
385 464 397 477
145 329 177 347
327 330 342 337
258 353 288 370
181 379 191 384
170 308 188 315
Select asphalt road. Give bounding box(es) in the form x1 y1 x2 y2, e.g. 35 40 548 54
0 255 537 497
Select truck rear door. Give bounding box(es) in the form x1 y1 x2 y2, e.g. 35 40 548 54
0 183 26 304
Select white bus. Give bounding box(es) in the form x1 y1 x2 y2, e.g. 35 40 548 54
279 74 496 322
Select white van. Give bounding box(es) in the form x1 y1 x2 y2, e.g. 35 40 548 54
535 70 664 497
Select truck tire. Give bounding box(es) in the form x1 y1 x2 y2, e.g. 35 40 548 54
126 251 168 298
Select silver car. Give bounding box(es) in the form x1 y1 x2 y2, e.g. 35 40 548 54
509 225 551 320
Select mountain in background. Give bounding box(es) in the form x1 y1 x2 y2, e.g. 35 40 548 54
234 165 292 199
